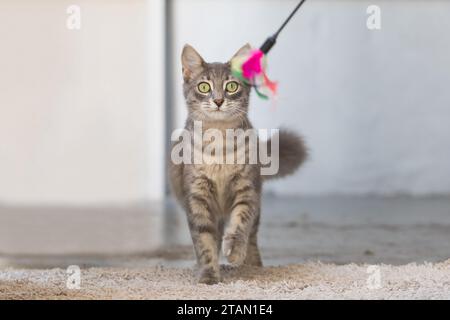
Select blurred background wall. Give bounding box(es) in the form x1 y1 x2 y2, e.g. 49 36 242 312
0 0 165 205
171 0 450 197
0 0 449 208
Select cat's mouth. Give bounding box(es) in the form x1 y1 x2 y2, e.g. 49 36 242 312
203 108 231 120
205 107 225 113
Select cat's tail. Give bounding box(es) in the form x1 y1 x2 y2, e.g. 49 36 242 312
262 129 308 180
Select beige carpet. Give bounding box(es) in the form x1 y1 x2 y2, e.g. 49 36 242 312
1 260 449 300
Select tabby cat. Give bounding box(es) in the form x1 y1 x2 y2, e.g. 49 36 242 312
169 44 307 284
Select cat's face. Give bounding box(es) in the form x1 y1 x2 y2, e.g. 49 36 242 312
182 44 252 122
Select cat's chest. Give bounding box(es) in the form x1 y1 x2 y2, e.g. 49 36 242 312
199 163 243 188
196 163 244 210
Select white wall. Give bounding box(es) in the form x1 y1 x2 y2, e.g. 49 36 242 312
171 0 450 196
0 0 165 205
1 0 449 205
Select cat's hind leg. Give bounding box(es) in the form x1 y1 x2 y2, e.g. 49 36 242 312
243 215 263 267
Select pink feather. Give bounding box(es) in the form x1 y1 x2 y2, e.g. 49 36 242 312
241 50 264 79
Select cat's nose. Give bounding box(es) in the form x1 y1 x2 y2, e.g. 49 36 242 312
213 98 224 107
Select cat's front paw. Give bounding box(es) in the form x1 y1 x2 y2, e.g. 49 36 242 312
197 266 221 285
222 232 247 266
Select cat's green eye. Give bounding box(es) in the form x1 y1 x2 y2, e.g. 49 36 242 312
225 81 239 93
197 82 211 94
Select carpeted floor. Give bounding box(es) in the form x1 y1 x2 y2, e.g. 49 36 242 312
1 260 449 300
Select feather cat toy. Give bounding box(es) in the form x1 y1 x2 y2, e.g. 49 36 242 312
231 0 307 100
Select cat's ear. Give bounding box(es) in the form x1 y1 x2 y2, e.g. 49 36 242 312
181 44 205 82
230 43 252 61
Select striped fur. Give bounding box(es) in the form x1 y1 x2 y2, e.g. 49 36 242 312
169 44 307 284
